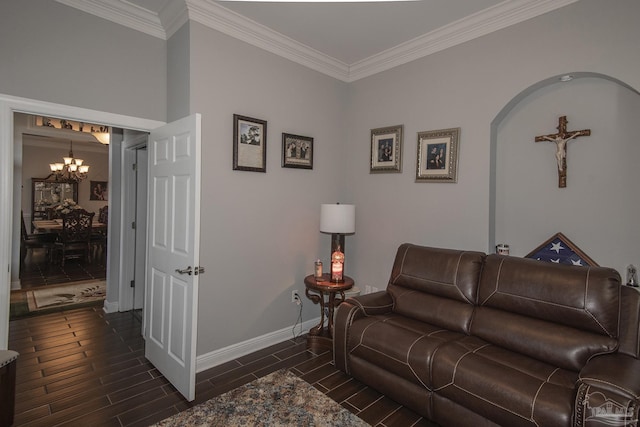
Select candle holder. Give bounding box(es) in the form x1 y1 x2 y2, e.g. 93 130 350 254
314 259 323 280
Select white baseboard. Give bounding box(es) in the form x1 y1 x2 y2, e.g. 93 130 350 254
102 300 119 313
196 317 320 373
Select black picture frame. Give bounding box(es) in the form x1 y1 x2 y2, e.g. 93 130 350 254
233 114 267 172
89 181 108 201
282 133 313 169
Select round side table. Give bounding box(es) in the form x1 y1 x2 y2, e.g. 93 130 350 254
304 274 354 351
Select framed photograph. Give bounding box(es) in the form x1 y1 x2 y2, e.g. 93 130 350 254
89 181 108 201
282 133 313 169
370 125 403 173
525 232 598 267
416 127 460 182
233 114 267 172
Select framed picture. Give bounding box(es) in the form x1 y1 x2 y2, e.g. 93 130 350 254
370 124 403 173
282 133 313 169
233 114 267 172
89 181 108 201
416 127 460 182
525 232 598 267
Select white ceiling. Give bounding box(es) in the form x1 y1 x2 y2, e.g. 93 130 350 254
55 0 579 81
215 0 503 64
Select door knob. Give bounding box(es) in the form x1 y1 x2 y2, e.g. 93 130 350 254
175 266 193 275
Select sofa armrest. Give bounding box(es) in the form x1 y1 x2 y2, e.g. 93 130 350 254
345 291 394 316
333 291 393 373
574 353 640 426
580 353 640 399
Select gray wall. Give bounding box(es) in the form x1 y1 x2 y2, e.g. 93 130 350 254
188 23 349 353
344 0 640 291
0 0 166 122
167 23 191 123
496 77 640 276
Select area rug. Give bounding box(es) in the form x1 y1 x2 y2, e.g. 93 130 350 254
152 369 370 427
10 280 106 319
28 280 106 310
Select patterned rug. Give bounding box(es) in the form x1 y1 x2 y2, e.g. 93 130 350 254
10 280 106 319
28 280 106 310
152 369 370 427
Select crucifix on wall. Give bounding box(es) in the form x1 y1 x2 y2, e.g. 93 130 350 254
535 115 591 188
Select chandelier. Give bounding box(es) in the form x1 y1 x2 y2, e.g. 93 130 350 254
48 141 90 182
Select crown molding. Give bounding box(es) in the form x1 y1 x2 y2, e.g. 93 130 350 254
160 0 190 39
348 0 581 81
56 0 579 82
55 0 166 39
185 0 350 81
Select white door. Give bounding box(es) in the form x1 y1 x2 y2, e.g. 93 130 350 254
144 114 201 401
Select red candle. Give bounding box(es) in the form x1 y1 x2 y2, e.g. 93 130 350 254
331 261 343 282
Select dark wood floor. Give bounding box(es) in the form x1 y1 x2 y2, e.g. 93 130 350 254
19 247 106 290
8 306 435 427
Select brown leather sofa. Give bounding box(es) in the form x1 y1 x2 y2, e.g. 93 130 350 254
334 243 640 427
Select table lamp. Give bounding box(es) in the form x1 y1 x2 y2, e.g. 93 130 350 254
320 203 355 282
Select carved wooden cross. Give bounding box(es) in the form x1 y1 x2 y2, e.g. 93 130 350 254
535 116 591 188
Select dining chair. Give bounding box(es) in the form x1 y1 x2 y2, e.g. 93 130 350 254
98 205 108 224
54 209 95 267
20 210 57 272
91 205 108 261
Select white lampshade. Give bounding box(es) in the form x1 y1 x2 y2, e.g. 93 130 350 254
320 204 355 234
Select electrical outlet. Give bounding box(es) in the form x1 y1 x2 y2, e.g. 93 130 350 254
371 286 379 293
365 285 372 294
292 290 300 304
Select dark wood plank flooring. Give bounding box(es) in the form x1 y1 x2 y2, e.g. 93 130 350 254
9 307 435 427
19 248 106 290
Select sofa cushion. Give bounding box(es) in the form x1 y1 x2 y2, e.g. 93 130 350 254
347 313 466 389
473 255 620 370
388 244 485 333
432 335 578 427
478 255 621 337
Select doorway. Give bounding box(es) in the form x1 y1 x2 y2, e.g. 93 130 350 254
0 95 165 347
2 96 202 402
14 113 110 292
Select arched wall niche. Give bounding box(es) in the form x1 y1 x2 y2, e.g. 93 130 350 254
490 72 640 277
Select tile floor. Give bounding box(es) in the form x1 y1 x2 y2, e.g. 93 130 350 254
8 306 437 427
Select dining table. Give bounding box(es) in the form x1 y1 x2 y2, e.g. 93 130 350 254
32 219 107 232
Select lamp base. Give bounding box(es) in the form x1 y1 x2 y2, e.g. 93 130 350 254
330 233 345 259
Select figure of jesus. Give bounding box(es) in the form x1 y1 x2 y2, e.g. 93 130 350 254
534 116 591 188
539 131 582 172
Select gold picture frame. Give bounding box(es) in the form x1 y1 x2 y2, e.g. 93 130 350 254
370 124 403 173
416 127 460 182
